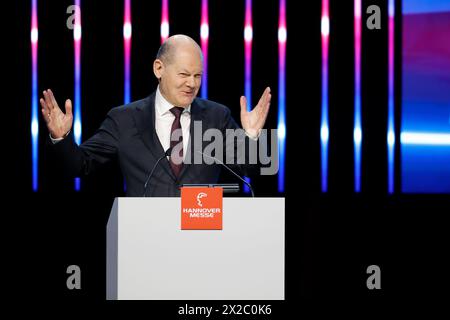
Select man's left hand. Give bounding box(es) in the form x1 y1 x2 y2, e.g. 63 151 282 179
240 86 271 139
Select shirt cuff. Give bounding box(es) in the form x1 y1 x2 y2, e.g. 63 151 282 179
245 129 261 141
50 131 70 144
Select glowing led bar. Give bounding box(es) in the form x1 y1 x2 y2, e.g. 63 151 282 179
321 0 329 192
124 0 131 104
200 0 208 98
74 0 82 190
161 0 169 43
31 0 38 191
278 0 286 193
243 0 253 194
388 0 395 193
244 0 252 111
401 133 450 146
123 0 132 192
354 0 362 192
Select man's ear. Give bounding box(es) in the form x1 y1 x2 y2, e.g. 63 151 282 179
153 59 164 80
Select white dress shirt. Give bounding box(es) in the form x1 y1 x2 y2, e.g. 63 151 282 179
155 86 191 160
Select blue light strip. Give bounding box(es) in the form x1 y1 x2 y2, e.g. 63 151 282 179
31 0 38 191
388 0 395 193
321 0 329 193
74 0 82 190
278 0 286 193
354 0 362 192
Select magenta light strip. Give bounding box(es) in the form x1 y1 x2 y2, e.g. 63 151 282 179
74 0 82 190
123 0 132 192
244 0 253 111
243 0 253 194
31 0 38 191
387 0 395 193
321 0 329 193
354 0 362 192
161 0 169 43
200 0 209 98
124 0 132 104
278 0 286 193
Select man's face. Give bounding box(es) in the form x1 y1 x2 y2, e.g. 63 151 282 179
154 46 203 107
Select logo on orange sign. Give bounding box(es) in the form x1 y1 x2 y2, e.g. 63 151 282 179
181 187 223 230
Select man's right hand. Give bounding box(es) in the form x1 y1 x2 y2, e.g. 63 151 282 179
40 89 73 139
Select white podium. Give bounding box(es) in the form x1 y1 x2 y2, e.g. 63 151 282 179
107 197 285 300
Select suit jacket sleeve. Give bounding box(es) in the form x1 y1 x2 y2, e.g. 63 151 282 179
48 108 120 177
221 107 262 177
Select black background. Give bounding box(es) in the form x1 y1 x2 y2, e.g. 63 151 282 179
7 0 449 315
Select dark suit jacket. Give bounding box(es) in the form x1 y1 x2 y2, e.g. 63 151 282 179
50 92 257 196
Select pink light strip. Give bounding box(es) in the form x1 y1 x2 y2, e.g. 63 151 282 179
354 0 362 192
388 0 395 193
321 0 329 192
161 0 169 43
124 0 132 103
200 0 208 98
73 0 82 190
278 0 286 193
31 0 38 191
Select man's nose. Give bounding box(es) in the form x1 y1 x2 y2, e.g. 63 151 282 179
186 77 196 88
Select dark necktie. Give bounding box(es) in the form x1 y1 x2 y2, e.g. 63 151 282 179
169 107 184 178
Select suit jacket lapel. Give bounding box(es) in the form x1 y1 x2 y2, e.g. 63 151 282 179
134 92 176 181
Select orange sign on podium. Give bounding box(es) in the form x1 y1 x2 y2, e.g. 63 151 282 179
181 187 223 230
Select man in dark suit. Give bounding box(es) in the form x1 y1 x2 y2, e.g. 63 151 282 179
40 34 271 196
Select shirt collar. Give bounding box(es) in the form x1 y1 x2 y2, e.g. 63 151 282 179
156 86 191 116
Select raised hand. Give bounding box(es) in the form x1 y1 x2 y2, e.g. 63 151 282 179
240 86 271 138
40 89 73 139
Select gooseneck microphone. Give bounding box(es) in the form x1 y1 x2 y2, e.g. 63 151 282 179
197 151 255 197
142 148 172 197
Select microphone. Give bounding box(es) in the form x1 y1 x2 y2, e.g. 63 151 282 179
142 148 172 197
196 150 255 197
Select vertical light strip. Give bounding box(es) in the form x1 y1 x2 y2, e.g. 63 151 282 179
244 0 253 111
387 0 395 194
123 0 132 193
161 0 169 43
31 0 38 191
200 0 209 98
243 0 253 193
74 0 82 190
124 0 132 104
354 0 362 192
321 0 329 193
278 0 286 193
